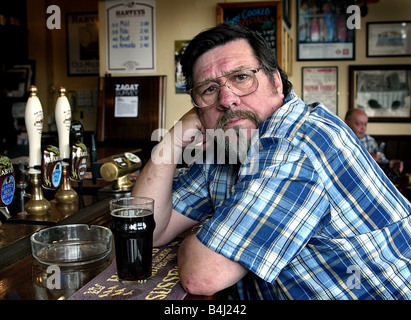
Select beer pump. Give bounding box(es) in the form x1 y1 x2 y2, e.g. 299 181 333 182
0 155 15 223
24 86 51 215
69 120 88 183
100 152 142 194
41 145 63 191
54 87 78 203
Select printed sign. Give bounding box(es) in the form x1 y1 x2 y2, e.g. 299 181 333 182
68 238 187 300
105 0 156 73
302 67 338 114
114 83 139 118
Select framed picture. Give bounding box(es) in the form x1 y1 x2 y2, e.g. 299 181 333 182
283 0 291 28
217 2 283 64
104 1 156 74
349 65 411 122
282 29 293 76
3 61 36 98
297 0 355 61
302 66 338 114
175 40 190 94
367 21 411 57
66 12 99 76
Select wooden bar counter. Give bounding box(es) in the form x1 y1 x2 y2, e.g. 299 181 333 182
0 181 216 300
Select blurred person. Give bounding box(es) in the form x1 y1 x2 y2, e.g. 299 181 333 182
345 108 404 175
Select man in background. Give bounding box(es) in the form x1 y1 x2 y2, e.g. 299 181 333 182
345 108 403 175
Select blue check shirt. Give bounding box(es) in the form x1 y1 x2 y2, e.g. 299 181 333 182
172 91 411 300
360 133 389 165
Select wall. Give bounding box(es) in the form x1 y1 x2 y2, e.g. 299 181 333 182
98 0 218 131
27 0 99 132
28 0 411 136
98 0 411 136
291 0 411 136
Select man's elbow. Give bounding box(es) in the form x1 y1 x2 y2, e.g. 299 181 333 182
179 268 220 296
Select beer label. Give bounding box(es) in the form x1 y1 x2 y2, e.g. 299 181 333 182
70 142 88 181
51 162 63 188
0 156 14 206
1 175 15 206
77 157 88 180
42 145 62 189
125 152 140 164
113 156 127 168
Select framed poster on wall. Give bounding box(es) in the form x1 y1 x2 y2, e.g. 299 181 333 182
104 0 156 74
66 12 99 76
349 65 411 122
367 21 411 57
302 66 338 114
217 2 283 64
297 0 355 61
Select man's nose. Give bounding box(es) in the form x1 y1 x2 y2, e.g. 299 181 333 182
217 85 241 110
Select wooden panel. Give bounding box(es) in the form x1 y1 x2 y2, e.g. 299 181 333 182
102 76 165 143
373 135 411 173
97 75 165 144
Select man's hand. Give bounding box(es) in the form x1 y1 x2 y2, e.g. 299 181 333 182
170 108 205 149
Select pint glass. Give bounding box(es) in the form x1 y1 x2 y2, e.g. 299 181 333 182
110 196 155 283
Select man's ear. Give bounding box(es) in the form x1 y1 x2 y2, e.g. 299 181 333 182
273 70 283 94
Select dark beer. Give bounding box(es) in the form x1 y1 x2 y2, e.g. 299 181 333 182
110 208 156 282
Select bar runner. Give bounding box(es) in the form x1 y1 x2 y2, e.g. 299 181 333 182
68 238 187 300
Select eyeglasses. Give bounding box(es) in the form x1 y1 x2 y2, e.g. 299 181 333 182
188 67 262 108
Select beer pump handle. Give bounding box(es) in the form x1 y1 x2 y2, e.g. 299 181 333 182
90 133 97 164
55 87 72 164
25 86 43 174
90 133 99 185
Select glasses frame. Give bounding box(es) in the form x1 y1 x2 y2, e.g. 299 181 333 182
187 67 263 108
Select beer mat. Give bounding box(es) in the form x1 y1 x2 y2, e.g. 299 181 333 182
68 239 187 300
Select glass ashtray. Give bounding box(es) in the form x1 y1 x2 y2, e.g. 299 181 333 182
31 224 112 266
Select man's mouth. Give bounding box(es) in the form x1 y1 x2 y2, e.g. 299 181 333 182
216 110 262 131
223 117 244 128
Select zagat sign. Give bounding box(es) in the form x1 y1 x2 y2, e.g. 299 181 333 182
115 83 139 96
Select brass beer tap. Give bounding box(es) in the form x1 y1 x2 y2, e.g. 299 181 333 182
54 87 78 203
24 86 50 215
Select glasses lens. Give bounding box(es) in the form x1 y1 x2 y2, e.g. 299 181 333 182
226 69 258 96
191 69 259 108
191 82 220 108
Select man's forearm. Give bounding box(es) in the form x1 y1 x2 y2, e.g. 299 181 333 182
178 234 248 296
132 132 182 242
132 108 206 245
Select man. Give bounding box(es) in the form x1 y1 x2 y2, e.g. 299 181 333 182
132 24 411 299
345 108 404 174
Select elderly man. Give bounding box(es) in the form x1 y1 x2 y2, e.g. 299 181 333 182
345 108 404 174
132 24 411 299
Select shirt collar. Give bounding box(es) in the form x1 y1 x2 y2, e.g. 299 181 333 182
258 89 299 135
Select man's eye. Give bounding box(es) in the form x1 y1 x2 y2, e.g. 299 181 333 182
202 84 218 95
234 73 250 82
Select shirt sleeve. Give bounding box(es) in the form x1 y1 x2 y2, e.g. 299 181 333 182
172 164 214 222
196 138 329 284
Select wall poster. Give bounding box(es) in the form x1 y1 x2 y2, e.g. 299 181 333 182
349 65 411 122
297 0 355 60
217 2 283 64
105 0 156 73
114 83 139 118
302 66 338 114
66 12 99 76
175 40 189 94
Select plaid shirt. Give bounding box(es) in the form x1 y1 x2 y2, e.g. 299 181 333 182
172 91 411 300
360 134 389 165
